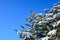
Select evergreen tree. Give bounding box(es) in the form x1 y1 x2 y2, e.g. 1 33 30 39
15 2 60 40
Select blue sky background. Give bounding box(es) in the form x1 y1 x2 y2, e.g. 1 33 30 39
0 0 59 40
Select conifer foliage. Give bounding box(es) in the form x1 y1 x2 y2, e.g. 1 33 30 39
15 2 60 40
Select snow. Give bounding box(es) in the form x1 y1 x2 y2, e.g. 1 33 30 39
41 36 50 40
47 29 57 36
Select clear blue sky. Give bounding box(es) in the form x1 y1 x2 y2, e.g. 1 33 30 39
0 0 59 40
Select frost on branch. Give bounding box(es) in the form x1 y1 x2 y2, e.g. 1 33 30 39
15 2 60 40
